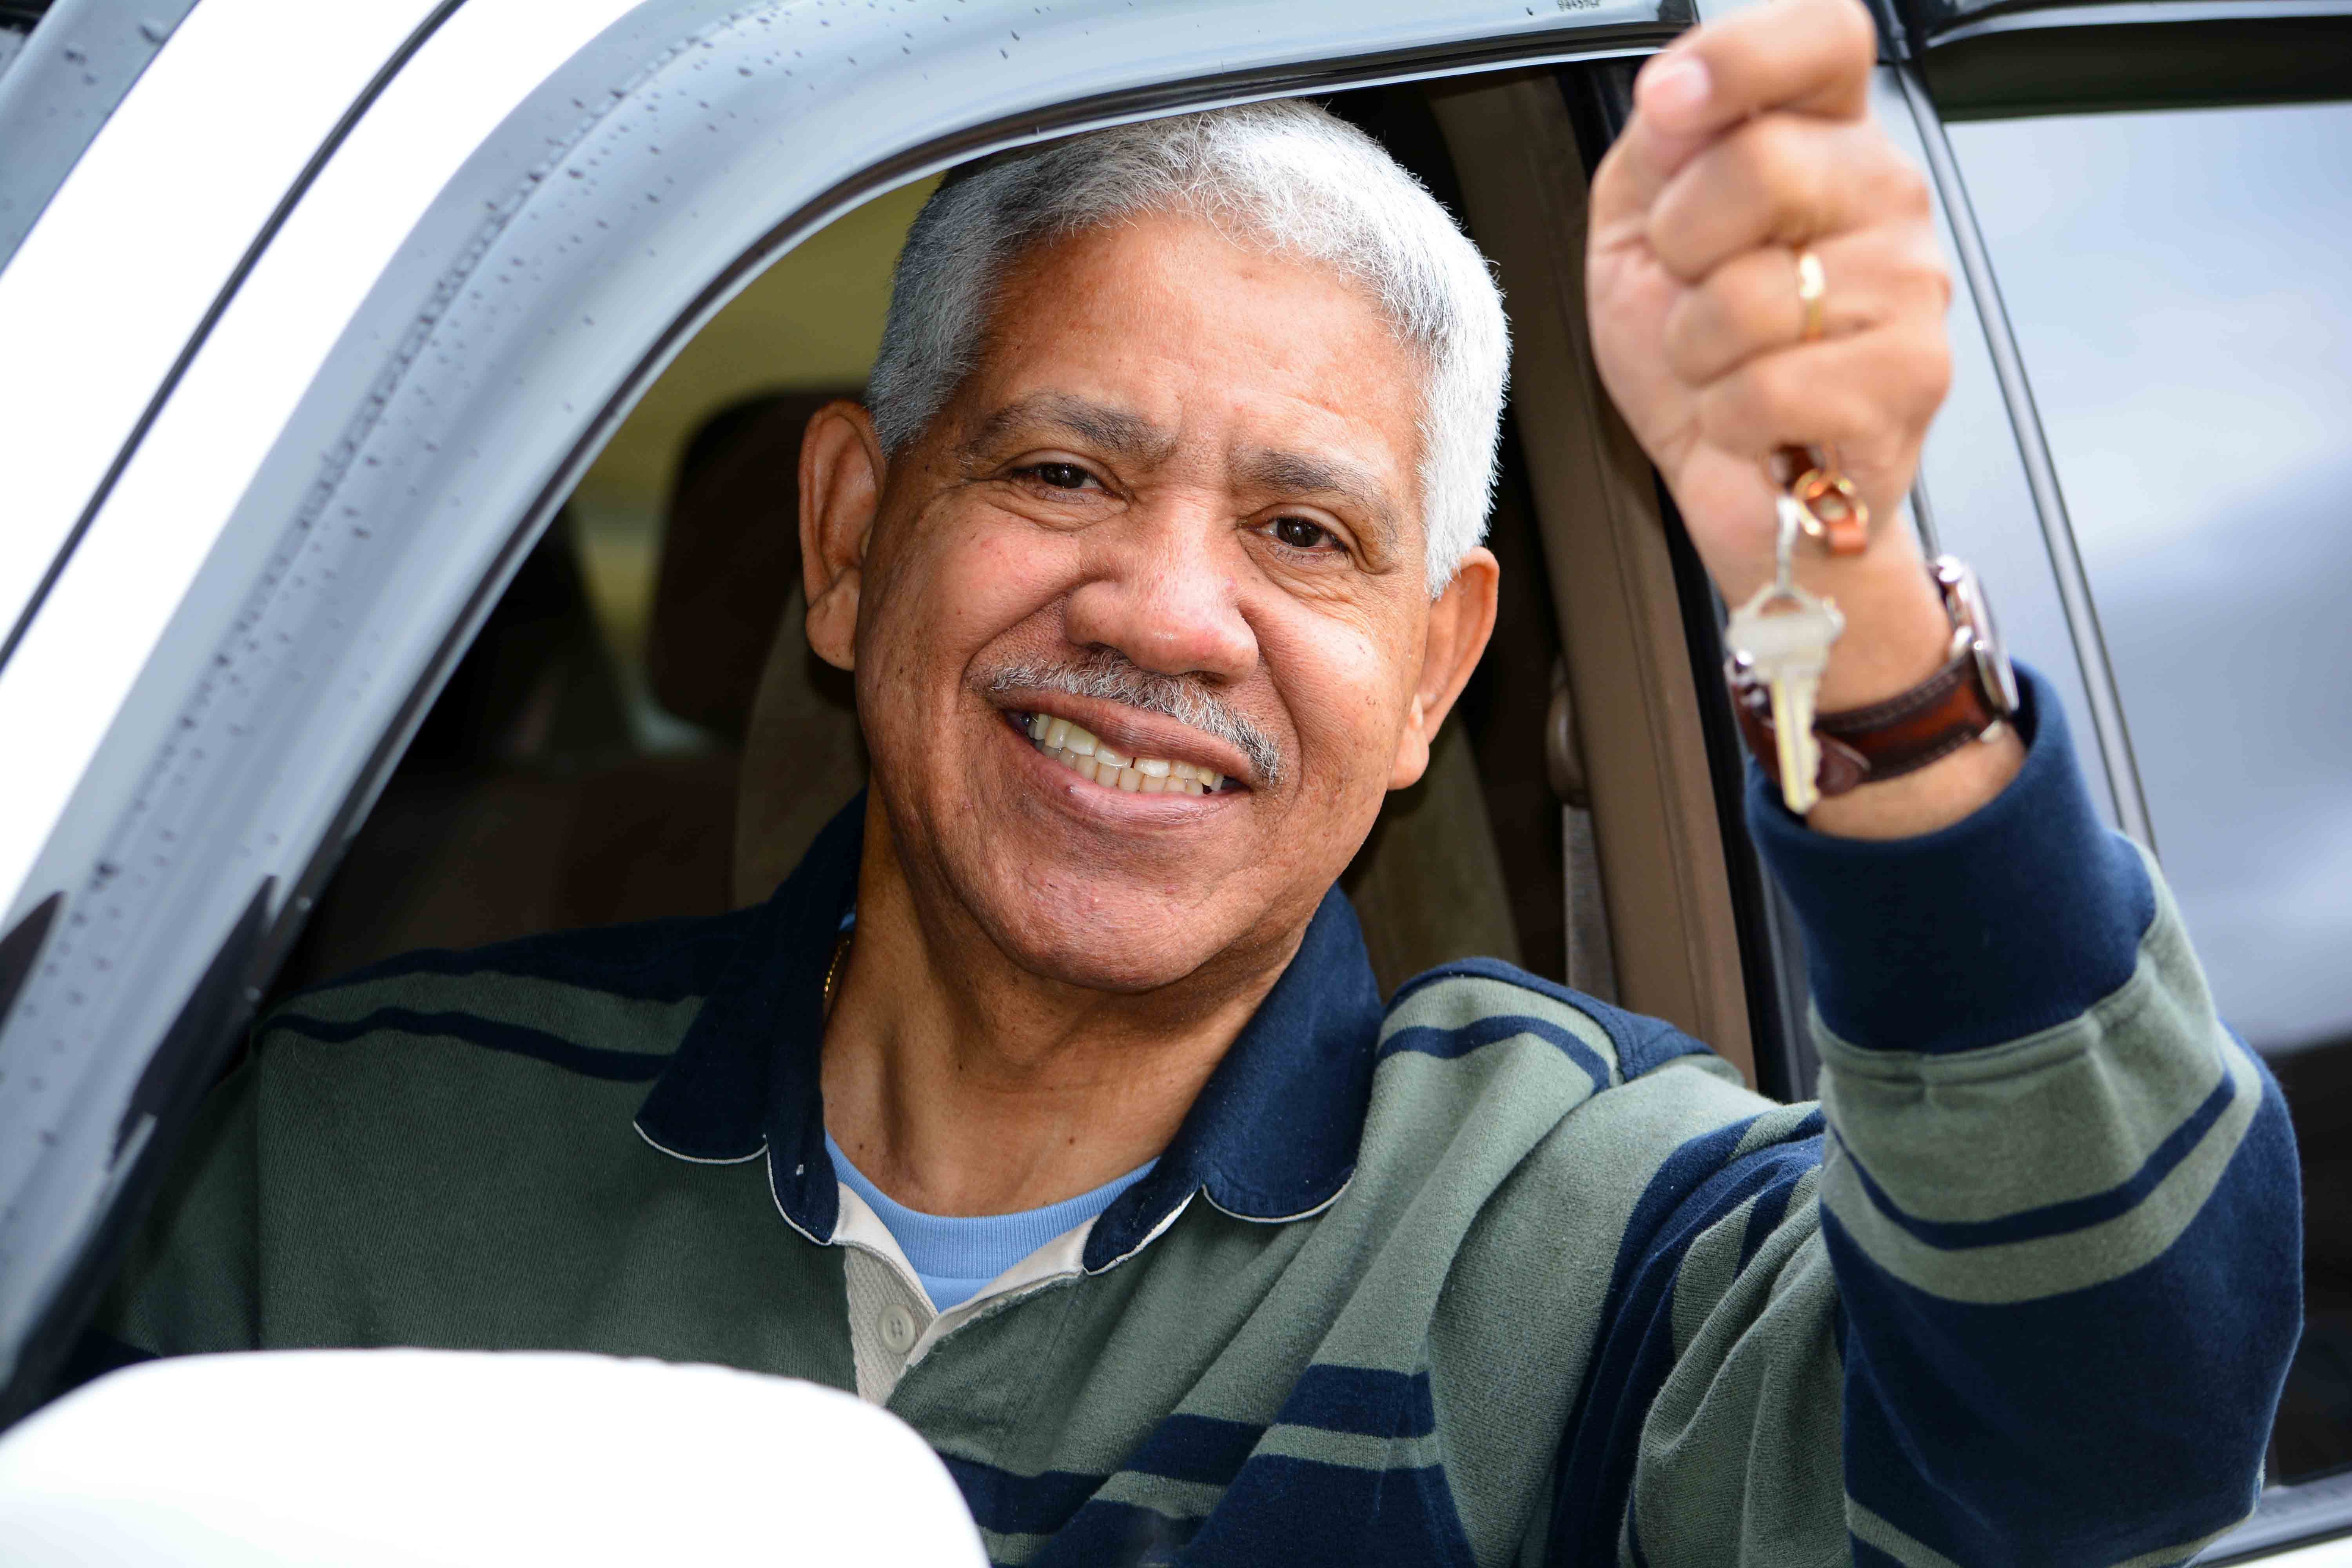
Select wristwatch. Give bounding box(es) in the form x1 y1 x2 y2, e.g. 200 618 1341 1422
1728 555 2021 799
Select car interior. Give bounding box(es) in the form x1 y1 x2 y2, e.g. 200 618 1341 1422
225 60 2352 1495
264 69 1769 1085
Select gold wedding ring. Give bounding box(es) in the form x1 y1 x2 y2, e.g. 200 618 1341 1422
1795 247 1826 344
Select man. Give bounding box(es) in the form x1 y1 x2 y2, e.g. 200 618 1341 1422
99 1 2297 1561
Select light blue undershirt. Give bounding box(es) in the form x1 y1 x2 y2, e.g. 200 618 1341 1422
825 1133 1156 1312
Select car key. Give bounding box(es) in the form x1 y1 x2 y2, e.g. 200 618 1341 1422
1726 494 1846 814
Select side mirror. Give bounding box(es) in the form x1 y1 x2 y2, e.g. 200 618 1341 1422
0 1349 984 1565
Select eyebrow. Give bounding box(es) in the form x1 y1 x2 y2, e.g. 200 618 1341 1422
959 392 1407 565
957 393 1179 468
1233 445 1404 563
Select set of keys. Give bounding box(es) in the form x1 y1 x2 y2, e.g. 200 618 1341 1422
1724 447 1868 815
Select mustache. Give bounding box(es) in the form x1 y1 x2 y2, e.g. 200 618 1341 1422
984 649 1284 788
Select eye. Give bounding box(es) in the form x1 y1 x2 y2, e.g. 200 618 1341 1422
1017 461 1095 491
1271 515 1339 552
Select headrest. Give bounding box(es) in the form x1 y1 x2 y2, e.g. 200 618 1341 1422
646 391 859 742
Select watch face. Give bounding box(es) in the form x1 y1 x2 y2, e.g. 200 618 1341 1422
1939 557 2022 719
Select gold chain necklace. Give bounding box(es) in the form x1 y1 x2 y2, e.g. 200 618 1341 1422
821 929 853 1017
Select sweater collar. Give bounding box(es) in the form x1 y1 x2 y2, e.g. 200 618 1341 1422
633 795 1383 1259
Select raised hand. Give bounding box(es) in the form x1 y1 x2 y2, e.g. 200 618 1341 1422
1584 0 2021 832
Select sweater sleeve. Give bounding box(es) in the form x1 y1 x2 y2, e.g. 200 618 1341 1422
1555 666 2302 1566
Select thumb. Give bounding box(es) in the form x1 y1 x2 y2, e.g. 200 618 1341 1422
1590 0 1877 235
1587 50 1717 237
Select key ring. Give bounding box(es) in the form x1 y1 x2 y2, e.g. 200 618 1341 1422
1771 486 1803 596
1769 444 1871 556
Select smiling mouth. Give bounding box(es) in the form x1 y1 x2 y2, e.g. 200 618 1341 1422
1006 710 1241 796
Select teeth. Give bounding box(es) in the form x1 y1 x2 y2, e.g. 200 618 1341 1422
1017 713 1229 797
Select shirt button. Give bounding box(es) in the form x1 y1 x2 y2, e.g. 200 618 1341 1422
879 1303 918 1354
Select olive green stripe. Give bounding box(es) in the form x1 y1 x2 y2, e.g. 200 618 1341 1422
1091 1470 1226 1521
1820 1038 2259 1303
270 971 700 1057
1254 1421 1446 1474
1670 1192 1757 1358
1815 862 2226 1227
977 1526 1049 1565
1733 1101 1825 1161
1846 1498 1965 1566
1379 973 1623 1080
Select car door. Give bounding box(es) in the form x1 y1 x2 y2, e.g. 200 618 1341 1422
0 0 1701 1427
4 2 2328 1558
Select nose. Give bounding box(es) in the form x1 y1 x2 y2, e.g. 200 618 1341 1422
1061 497 1258 682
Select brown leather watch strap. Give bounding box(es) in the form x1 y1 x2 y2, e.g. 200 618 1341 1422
1731 643 2006 799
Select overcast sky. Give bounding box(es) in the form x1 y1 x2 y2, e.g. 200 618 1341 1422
1949 100 2352 1055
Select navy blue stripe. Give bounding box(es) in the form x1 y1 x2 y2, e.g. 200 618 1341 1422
952 1394 1472 1564
1025 1498 1200 1565
1842 1069 2237 1250
1739 1165 1796 1270
1380 1012 1615 1086
1126 1413 1263 1486
1828 1060 2297 1566
1747 664 2160 1055
269 1007 672 1082
1181 1455 1477 1568
944 1455 1108 1538
294 907 751 1004
1276 1365 1436 1439
1547 1120 1824 1565
1388 958 1712 1080
949 1416 1262 1541
1851 1537 1903 1567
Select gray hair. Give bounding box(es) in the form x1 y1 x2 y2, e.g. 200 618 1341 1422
985 649 1285 787
867 100 1510 589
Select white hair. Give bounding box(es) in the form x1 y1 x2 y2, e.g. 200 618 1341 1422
867 100 1510 589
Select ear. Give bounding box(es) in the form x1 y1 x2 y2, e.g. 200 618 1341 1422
1388 547 1501 790
799 400 886 672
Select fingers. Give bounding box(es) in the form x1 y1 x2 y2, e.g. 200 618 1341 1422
1591 0 1877 229
1636 0 1877 140
1662 223 1949 388
1693 317 1952 478
1650 112 1931 282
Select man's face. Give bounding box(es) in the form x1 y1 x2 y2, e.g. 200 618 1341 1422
811 212 1493 994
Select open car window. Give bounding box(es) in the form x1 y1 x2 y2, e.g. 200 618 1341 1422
0 0 1694 1425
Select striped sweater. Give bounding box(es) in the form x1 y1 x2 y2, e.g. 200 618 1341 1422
99 669 2299 1564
